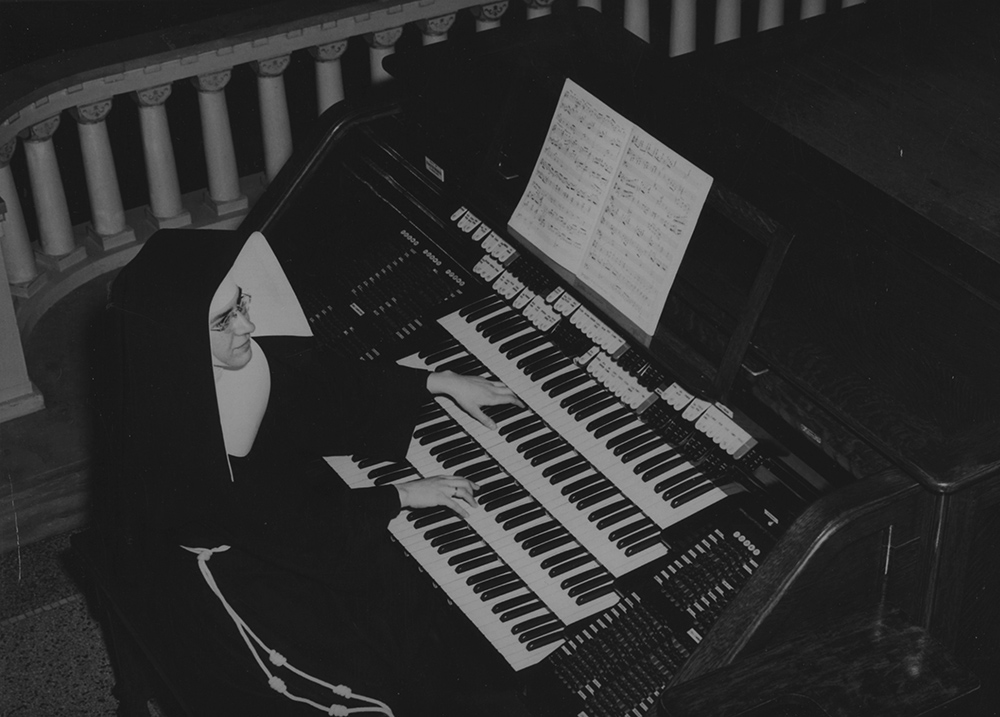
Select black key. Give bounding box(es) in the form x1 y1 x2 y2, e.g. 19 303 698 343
368 462 412 479
521 527 566 550
466 566 510 587
356 456 390 469
483 490 530 512
481 581 526 601
522 438 565 461
624 534 664 556
608 519 649 542
661 474 707 501
505 422 548 443
637 454 686 479
463 298 506 320
548 555 594 578
513 616 561 637
442 448 487 469
548 374 592 398
623 441 674 465
587 407 633 432
373 468 418 486
593 415 638 439
448 545 493 566
541 369 587 394
574 396 619 421
559 385 604 410
488 320 533 344
455 554 501 574
547 461 591 485
560 567 607 590
438 535 481 554
471 571 518 592
430 526 474 547
671 481 718 507
499 603 546 622
420 342 465 364
568 575 614 598
476 308 517 333
530 444 574 467
567 481 613 504
418 424 464 445
498 416 544 437
476 477 517 500
651 465 701 492
595 506 641 529
617 525 661 550
496 502 537 523
411 509 453 528
588 499 632 521
455 461 499 478
576 487 620 510
523 352 568 376
429 437 474 457
542 456 588 478
499 333 546 357
528 534 575 557
613 434 665 456
413 418 454 439
561 474 603 495
518 622 563 643
529 358 574 382
492 593 535 614
576 584 617 606
540 547 588 570
516 346 561 371
515 520 560 542
424 520 466 541
516 432 561 454
607 426 655 451
502 508 548 531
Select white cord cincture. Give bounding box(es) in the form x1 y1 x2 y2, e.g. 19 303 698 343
181 545 395 716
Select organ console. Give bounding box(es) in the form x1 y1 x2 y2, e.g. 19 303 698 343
235 8 994 716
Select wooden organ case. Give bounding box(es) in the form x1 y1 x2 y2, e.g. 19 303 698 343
236 9 994 716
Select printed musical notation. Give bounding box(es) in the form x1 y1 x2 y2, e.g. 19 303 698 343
509 80 712 336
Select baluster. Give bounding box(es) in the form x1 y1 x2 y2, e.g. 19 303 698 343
311 41 348 115
759 0 784 31
800 0 826 18
715 0 741 44
22 116 85 271
578 0 601 10
70 99 135 252
366 28 403 86
0 198 44 421
472 1 510 31
624 0 650 41
134 85 190 229
191 70 247 217
252 55 293 183
523 0 555 20
670 0 697 56
0 139 40 292
418 14 457 46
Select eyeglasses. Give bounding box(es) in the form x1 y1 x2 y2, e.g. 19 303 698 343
210 292 252 332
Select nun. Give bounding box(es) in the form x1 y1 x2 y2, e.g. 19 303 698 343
97 228 524 716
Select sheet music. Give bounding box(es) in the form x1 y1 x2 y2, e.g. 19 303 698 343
509 79 712 336
578 127 713 335
509 81 631 272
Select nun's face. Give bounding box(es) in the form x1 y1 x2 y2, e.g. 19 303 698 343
209 282 255 370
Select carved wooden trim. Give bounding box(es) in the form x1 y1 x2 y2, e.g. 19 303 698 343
418 13 457 37
22 115 61 143
252 55 291 78
471 1 510 21
191 70 232 93
133 84 173 107
309 40 349 62
71 99 113 125
365 26 404 49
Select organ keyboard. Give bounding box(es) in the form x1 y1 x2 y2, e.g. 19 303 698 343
239 9 997 716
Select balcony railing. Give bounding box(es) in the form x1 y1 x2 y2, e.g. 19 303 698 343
0 0 867 422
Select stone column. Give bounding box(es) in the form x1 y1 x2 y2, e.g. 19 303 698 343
22 115 85 271
366 27 403 86
418 14 456 46
0 139 40 292
670 0 697 56
191 70 247 216
70 98 135 252
472 2 510 32
134 84 190 229
715 0 741 44
578 0 601 11
624 0 650 41
311 41 349 116
0 198 44 422
252 55 293 183
523 0 555 20
758 0 784 31
800 0 826 18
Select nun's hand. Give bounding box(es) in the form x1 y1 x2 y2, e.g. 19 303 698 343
426 370 523 429
395 476 478 519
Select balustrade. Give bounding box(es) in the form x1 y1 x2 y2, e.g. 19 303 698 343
0 0 867 421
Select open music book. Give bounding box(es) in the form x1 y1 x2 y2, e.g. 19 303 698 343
508 79 713 336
